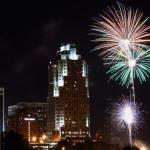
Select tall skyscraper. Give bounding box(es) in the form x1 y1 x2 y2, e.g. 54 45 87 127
47 43 90 140
0 87 4 133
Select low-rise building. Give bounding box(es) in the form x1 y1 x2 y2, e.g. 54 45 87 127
7 102 47 143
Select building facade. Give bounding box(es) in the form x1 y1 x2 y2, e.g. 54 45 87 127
0 88 4 133
7 102 47 143
47 44 90 139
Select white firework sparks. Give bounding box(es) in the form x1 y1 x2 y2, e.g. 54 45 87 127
111 98 143 132
109 97 143 145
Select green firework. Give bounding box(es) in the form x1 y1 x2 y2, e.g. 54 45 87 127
105 47 150 87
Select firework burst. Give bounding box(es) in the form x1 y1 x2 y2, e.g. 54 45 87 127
110 98 143 145
92 2 150 56
110 98 142 132
105 46 150 87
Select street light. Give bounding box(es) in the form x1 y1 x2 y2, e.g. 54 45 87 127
42 134 47 140
39 140 44 144
31 136 37 143
61 146 66 150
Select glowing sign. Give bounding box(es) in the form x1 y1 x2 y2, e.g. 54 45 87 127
24 118 35 121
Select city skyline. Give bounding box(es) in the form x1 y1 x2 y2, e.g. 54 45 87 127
0 0 150 143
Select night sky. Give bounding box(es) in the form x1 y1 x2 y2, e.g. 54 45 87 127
0 0 150 143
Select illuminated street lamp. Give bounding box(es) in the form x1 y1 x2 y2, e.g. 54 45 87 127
42 134 47 140
39 134 47 144
31 136 37 143
61 146 66 150
39 140 44 144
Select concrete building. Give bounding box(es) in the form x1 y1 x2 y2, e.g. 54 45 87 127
7 102 47 143
0 87 4 133
47 43 90 140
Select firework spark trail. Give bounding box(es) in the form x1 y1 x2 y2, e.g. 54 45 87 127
92 2 150 57
110 98 143 145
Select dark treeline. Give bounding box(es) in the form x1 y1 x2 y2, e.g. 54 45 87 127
1 131 140 150
1 131 32 150
54 139 140 150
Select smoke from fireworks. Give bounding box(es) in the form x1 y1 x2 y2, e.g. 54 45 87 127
92 2 150 57
134 140 149 150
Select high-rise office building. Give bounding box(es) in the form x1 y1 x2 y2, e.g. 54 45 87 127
0 88 4 133
47 43 90 140
7 102 47 143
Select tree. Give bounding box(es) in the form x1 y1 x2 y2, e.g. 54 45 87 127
122 145 140 150
2 131 30 150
